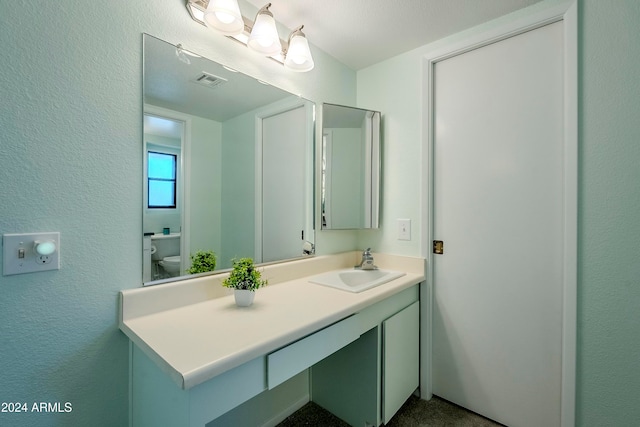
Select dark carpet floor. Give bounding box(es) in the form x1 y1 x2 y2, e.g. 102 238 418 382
277 395 504 427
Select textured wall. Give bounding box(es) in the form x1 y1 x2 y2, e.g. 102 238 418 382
576 0 640 424
0 1 355 426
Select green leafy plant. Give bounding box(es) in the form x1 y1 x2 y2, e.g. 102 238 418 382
222 258 267 291
187 250 217 274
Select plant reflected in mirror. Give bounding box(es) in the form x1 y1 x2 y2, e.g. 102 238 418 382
187 250 217 274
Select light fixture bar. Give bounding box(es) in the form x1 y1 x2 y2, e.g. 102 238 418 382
185 0 312 71
186 1 277 42
186 0 208 25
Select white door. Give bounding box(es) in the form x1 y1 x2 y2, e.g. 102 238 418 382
432 21 566 427
261 106 306 262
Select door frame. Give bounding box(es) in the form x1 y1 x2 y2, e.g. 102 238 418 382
143 104 193 279
419 2 577 425
322 130 334 229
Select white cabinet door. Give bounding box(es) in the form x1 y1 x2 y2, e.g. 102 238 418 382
311 289 420 427
382 301 419 424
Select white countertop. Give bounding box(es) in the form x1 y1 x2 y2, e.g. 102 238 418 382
119 252 425 389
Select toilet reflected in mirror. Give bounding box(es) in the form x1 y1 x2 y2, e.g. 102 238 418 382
158 255 181 277
146 233 181 281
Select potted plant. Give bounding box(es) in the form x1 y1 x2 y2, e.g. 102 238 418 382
222 257 267 307
187 250 217 274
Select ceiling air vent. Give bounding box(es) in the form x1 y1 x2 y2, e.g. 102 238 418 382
190 72 228 89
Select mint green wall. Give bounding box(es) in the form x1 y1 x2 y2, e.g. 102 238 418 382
326 128 365 229
357 0 640 424
11 0 635 425
189 116 223 261
577 0 640 424
356 49 423 253
0 2 355 426
220 111 256 269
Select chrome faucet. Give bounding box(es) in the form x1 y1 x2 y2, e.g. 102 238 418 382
355 248 377 270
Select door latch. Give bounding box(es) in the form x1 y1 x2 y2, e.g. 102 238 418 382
433 240 444 255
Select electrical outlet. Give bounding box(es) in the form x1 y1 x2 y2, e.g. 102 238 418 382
398 219 411 240
3 232 60 275
37 255 53 264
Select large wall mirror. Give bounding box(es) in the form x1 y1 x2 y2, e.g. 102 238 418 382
143 34 315 286
321 103 380 229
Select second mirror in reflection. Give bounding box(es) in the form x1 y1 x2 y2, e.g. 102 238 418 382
321 103 381 230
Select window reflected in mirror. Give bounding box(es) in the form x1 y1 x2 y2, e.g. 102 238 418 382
147 151 177 209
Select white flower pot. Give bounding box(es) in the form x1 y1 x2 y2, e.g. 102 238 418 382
234 289 255 307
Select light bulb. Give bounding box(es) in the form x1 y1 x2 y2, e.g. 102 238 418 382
203 0 244 35
35 240 56 256
215 11 235 24
248 10 282 56
285 32 314 72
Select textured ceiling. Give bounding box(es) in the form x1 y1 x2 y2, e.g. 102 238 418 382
144 35 293 125
244 0 543 70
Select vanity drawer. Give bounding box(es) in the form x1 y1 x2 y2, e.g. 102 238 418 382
267 315 360 389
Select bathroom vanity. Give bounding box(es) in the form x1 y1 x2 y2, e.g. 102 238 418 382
119 252 425 426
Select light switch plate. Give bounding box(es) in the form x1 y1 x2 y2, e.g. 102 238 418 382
398 219 411 241
3 232 60 276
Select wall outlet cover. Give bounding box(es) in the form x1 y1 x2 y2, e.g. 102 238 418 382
2 232 60 276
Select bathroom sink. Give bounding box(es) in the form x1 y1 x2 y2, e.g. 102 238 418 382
309 268 406 293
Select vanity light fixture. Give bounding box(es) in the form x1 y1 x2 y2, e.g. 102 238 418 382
185 0 314 72
247 3 282 56
283 26 314 72
202 0 244 35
